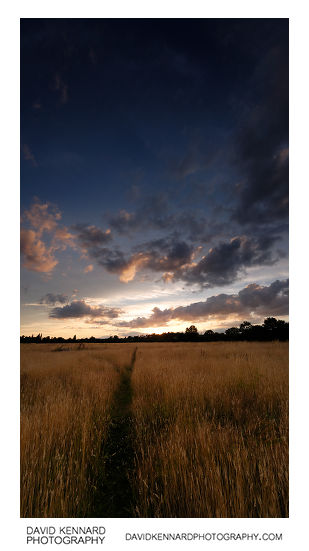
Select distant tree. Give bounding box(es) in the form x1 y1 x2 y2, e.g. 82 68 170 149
225 327 241 340
73 334 76 341
263 317 289 341
184 325 199 341
203 329 214 341
185 325 198 334
239 321 253 331
263 317 280 330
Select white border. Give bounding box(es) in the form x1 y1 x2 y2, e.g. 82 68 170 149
1 1 308 549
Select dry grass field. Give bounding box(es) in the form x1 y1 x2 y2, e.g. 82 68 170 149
20 344 133 517
20 342 288 518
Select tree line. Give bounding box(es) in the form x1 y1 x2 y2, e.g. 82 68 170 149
20 317 288 344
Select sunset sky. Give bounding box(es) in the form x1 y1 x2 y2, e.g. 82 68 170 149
20 18 289 338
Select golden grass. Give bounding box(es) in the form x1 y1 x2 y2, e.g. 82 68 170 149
20 342 288 518
131 342 288 517
20 343 133 517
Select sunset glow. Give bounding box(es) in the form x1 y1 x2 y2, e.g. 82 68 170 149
21 19 288 338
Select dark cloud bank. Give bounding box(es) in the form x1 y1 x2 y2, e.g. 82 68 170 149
74 228 285 288
117 279 288 328
43 279 288 330
49 300 122 321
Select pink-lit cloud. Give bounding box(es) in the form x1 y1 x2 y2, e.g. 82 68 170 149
20 229 58 273
21 199 76 274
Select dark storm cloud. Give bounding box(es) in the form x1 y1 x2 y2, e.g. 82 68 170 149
108 192 224 243
72 224 112 248
238 278 289 315
76 227 282 287
91 248 129 275
233 44 289 225
133 237 196 271
108 194 172 235
118 279 289 328
177 234 283 287
49 300 122 319
39 293 69 306
87 236 197 283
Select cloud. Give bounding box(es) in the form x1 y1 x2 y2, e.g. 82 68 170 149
233 46 288 225
106 187 236 270
39 293 69 305
49 300 123 320
169 132 217 180
84 264 94 273
175 234 283 287
118 279 289 328
84 319 113 326
76 226 282 287
91 236 198 283
54 73 68 104
109 194 171 235
22 144 37 167
53 227 76 249
72 224 112 249
108 193 221 243
173 149 202 179
20 229 58 273
21 199 77 273
22 199 61 235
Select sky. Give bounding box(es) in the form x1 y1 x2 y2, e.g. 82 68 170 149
20 18 289 338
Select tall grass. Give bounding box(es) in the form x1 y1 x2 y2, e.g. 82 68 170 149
20 344 132 517
130 342 288 517
21 342 288 518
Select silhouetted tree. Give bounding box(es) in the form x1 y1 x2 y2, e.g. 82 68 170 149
184 325 198 341
225 327 241 340
239 321 253 331
185 325 198 334
263 317 280 330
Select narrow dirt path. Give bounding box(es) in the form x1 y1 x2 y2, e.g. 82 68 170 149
91 347 137 517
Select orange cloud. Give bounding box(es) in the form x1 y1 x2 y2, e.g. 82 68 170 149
23 199 61 235
21 199 76 273
53 227 76 249
20 229 58 273
119 253 149 283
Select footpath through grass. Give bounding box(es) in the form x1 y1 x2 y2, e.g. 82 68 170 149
90 347 137 517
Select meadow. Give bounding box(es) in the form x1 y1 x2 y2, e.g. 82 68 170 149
20 342 288 518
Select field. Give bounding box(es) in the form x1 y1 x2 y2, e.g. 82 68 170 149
20 342 288 518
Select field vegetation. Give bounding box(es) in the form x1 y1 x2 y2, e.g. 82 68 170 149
20 342 288 518
20 344 133 517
